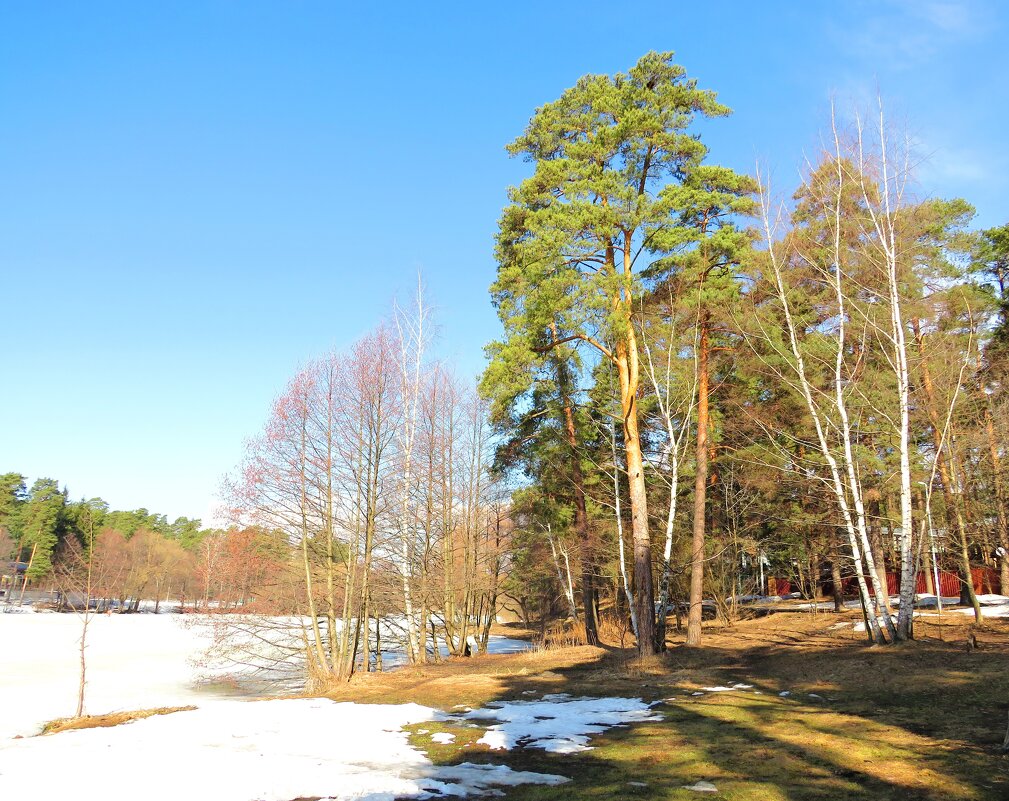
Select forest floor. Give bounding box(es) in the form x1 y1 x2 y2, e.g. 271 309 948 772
326 608 1009 801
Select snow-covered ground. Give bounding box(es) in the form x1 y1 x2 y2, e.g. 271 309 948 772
0 613 667 799
0 612 531 739
826 593 1009 631
0 613 217 739
772 593 1009 618
0 698 554 800
0 690 660 800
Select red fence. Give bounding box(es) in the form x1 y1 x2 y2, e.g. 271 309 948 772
768 568 1001 598
881 567 1001 597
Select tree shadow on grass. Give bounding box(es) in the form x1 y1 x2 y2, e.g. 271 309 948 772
412 629 1009 801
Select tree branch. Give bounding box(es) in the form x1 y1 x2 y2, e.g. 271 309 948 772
532 333 616 364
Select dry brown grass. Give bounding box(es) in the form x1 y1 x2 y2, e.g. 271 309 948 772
322 644 608 709
41 705 197 735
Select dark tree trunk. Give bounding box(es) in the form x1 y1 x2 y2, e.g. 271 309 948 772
830 544 845 613
550 321 600 646
686 316 710 648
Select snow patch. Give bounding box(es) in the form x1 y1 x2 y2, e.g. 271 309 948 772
463 694 662 754
950 597 1009 618
914 594 961 608
683 780 719 792
0 604 36 613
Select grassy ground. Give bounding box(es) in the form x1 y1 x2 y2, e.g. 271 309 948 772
327 610 1009 800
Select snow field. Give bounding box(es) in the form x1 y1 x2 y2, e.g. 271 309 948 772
0 694 664 799
0 698 567 800
0 612 532 739
0 614 666 799
0 613 216 739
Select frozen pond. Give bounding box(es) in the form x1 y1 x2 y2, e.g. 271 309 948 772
0 611 531 739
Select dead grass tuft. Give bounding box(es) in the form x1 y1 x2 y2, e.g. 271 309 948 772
540 618 587 649
41 705 197 735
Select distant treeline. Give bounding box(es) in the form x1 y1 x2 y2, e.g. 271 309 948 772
0 472 215 578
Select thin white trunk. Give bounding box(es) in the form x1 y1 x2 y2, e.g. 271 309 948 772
855 101 915 638
824 121 896 640
76 519 96 718
394 279 429 662
611 421 637 637
546 525 579 621
639 321 696 645
757 161 886 643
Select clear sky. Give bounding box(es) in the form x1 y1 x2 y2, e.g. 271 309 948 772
2 0 1006 523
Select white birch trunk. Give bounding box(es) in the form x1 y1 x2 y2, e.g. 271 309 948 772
855 102 915 639
611 421 637 637
393 279 428 663
547 524 579 621
757 163 887 643
640 318 696 647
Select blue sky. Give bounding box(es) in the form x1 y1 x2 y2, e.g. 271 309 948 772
1 0 1006 523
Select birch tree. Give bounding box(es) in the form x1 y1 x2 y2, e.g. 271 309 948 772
751 151 894 644
393 283 430 663
640 304 696 648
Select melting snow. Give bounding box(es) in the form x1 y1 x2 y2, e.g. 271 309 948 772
0 699 572 800
0 692 665 800
951 595 1009 618
462 694 662 754
701 683 753 692
683 780 719 792
0 616 664 799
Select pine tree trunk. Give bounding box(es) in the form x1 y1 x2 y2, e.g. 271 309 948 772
984 405 1009 593
616 332 655 655
912 319 980 621
551 321 599 645
867 495 893 614
686 317 709 648
613 422 638 638
830 543 845 613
